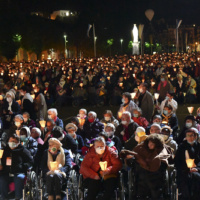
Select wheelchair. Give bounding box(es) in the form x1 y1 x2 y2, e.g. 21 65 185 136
128 162 178 200
78 171 125 200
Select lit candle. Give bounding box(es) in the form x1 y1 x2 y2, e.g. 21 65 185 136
154 93 160 100
107 77 110 81
131 92 136 99
32 84 35 88
0 95 3 101
16 100 21 105
78 118 85 126
99 161 107 171
31 94 35 100
186 159 194 169
118 112 122 119
187 107 194 114
39 120 46 128
50 161 58 171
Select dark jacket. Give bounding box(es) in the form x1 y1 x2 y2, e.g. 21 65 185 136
74 134 84 154
23 119 36 130
40 148 72 177
110 135 122 153
22 99 36 121
83 118 104 139
0 144 33 175
24 136 38 157
61 134 78 154
55 117 64 129
114 120 139 147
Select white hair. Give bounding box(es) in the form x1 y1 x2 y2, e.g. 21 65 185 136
32 127 42 137
105 123 115 132
88 111 97 118
122 111 131 119
151 123 162 131
94 137 106 146
79 108 87 115
48 108 58 116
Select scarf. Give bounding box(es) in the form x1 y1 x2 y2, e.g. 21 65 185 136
162 113 172 123
157 81 167 91
8 101 13 111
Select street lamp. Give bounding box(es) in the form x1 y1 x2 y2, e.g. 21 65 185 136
94 36 97 57
120 39 123 54
64 34 67 58
195 42 198 53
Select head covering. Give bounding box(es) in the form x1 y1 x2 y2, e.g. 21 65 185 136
48 138 62 148
21 126 31 137
65 123 78 132
6 91 15 99
136 127 145 134
185 115 195 122
161 125 172 135
32 127 42 137
151 123 162 131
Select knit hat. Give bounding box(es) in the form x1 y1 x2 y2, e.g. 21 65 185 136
20 126 31 137
48 138 62 148
65 123 78 132
6 91 15 99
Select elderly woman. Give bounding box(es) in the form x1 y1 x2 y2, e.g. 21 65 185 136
100 110 119 128
40 138 72 200
132 107 149 129
65 123 84 154
22 112 36 130
47 108 63 128
0 134 33 200
118 92 138 119
2 90 20 129
83 111 104 139
80 137 122 200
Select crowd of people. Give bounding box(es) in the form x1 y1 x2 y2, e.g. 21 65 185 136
0 53 199 200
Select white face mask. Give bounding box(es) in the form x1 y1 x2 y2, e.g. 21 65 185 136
15 122 21 127
161 135 169 141
6 97 12 103
68 132 75 137
122 98 125 103
121 121 127 125
8 142 19 149
48 115 52 119
95 147 105 155
106 131 114 137
104 117 111 121
139 89 144 93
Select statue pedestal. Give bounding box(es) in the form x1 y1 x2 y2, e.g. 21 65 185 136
132 42 139 55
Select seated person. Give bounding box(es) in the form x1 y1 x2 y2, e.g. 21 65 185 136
176 115 197 145
161 105 178 137
40 138 72 200
19 127 38 157
105 123 122 153
80 137 122 200
22 112 36 130
150 123 162 135
134 127 148 145
160 125 178 155
114 111 138 147
51 126 78 154
47 108 63 128
146 114 164 134
121 134 171 199
83 111 104 139
100 110 119 128
0 134 33 200
70 116 85 137
65 123 84 154
175 128 200 200
132 107 149 129
77 108 87 129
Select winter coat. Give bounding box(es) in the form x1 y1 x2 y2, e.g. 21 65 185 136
132 116 149 129
165 137 178 155
100 117 119 128
61 134 78 154
55 117 64 129
23 136 38 157
118 100 138 116
23 119 36 130
74 134 84 154
80 146 122 179
83 118 104 139
35 93 47 121
0 144 33 175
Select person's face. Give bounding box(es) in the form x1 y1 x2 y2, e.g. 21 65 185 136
15 118 23 125
48 111 56 120
122 96 129 104
166 94 172 99
30 129 39 139
88 113 95 120
121 114 130 123
79 110 86 116
186 119 193 124
94 141 105 155
150 126 160 134
186 132 196 143
46 122 54 132
105 126 113 133
104 113 112 118
153 118 161 124
48 143 58 154
148 141 155 150
22 114 29 122
133 110 140 117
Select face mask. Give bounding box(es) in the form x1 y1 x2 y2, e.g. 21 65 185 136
6 97 12 103
186 122 192 128
95 147 105 155
187 140 196 145
121 121 127 125
161 78 165 82
68 132 75 137
106 131 114 137
163 110 168 115
165 96 169 100
48 115 52 119
139 89 144 93
20 135 28 142
104 117 111 121
79 114 85 118
198 113 200 117
15 122 21 127
49 147 57 154
154 121 161 125
88 118 94 123
161 135 169 141
133 114 139 118
122 99 125 103
8 142 19 149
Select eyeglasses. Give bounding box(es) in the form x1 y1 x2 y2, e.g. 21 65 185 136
186 134 195 138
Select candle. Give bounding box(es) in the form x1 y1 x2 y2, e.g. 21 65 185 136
78 118 85 126
32 84 35 88
151 82 155 87
118 112 122 119
119 83 123 87
154 93 160 100
187 107 194 114
50 161 58 171
31 94 35 100
39 120 46 128
0 95 3 101
99 161 107 171
107 77 110 81
186 159 194 169
131 92 136 99
16 130 20 136
0 149 4 159
16 100 21 105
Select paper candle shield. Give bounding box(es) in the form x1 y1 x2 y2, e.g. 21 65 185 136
137 132 146 137
16 100 21 105
31 94 35 100
131 92 136 99
187 107 194 114
39 120 46 128
154 93 160 100
186 159 194 168
99 161 107 171
0 149 4 159
16 130 20 136
0 95 3 100
50 161 58 171
118 112 122 119
32 84 35 88
78 118 85 126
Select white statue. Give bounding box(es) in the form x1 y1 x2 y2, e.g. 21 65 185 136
132 24 138 43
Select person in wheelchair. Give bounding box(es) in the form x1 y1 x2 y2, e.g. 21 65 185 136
0 134 33 200
121 134 171 200
175 128 200 200
80 137 122 200
40 137 72 200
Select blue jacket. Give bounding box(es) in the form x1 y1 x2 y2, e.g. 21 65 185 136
55 117 64 128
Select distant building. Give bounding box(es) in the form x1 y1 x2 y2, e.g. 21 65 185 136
50 10 78 20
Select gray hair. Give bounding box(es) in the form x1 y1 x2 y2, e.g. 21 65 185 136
122 111 131 119
79 108 87 115
105 123 115 132
88 111 97 118
94 137 106 146
48 108 58 116
14 114 24 121
133 107 142 114
32 127 42 137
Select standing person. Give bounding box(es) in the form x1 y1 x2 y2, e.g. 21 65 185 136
34 85 47 120
138 83 154 122
20 86 36 121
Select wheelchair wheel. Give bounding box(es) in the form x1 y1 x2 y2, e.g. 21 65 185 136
78 174 84 200
119 172 125 200
128 169 135 200
170 169 178 200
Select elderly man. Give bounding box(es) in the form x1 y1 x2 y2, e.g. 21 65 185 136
149 123 162 134
47 108 63 128
138 83 154 122
115 111 138 148
83 111 104 139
